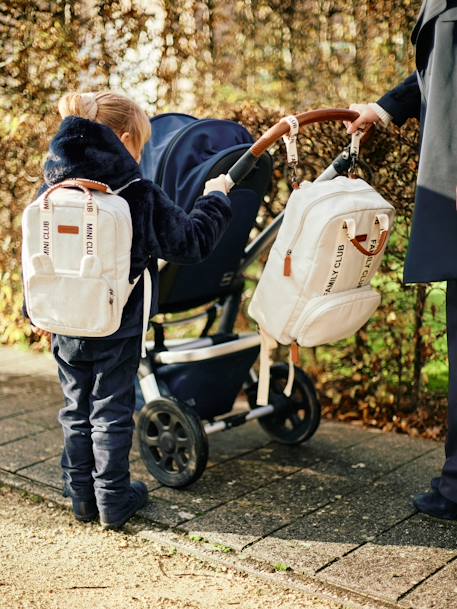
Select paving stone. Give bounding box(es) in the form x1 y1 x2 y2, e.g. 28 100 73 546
139 496 195 527
0 417 43 446
234 463 357 524
207 420 269 466
316 420 384 450
0 428 62 472
0 346 30 364
242 535 356 576
20 455 63 489
15 405 60 429
150 456 295 513
382 447 444 495
0 377 63 417
401 559 457 608
0 468 69 507
247 478 417 573
330 431 435 475
0 348 56 376
319 542 456 603
179 500 288 551
377 513 457 552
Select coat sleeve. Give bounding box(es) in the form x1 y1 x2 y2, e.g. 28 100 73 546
144 182 233 264
376 72 421 127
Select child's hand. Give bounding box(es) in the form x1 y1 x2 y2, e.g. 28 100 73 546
31 325 51 340
203 174 228 196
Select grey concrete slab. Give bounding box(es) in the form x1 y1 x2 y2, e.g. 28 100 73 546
381 447 444 495
0 417 43 446
150 456 296 514
0 347 56 375
329 431 435 475
319 542 456 603
235 464 358 525
242 535 357 576
316 420 385 449
2 355 57 377
0 468 69 507
19 455 63 489
376 513 457 552
401 558 457 608
207 420 270 466
0 346 31 364
244 479 417 574
0 428 62 472
139 496 196 527
179 500 289 551
14 405 60 429
0 377 63 417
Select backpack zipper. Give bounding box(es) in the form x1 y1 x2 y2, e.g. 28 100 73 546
109 288 114 305
283 187 374 276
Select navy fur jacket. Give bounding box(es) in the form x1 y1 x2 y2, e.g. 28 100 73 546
30 116 232 338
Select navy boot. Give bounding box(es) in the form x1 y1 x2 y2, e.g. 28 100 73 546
99 481 148 530
413 489 457 520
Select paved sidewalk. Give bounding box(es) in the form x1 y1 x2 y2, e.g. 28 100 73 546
0 345 456 609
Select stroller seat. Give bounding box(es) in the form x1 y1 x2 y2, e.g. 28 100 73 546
141 114 272 312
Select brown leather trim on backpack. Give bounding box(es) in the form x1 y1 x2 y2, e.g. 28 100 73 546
350 230 388 256
58 225 79 234
58 179 111 193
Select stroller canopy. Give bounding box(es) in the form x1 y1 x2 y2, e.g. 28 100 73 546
140 113 254 211
140 112 272 312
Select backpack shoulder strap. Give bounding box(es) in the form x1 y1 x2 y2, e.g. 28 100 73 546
113 178 142 195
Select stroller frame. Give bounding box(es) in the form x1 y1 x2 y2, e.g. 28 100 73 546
137 108 364 488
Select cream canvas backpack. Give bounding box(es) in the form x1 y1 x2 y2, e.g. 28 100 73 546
22 178 151 355
248 175 395 405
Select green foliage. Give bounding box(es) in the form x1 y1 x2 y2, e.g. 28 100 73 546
212 543 234 553
274 563 292 572
189 534 206 543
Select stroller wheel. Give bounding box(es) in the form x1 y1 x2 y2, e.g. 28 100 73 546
247 363 321 445
137 397 208 488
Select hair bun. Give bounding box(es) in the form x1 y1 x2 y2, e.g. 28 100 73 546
58 92 98 121
79 93 98 121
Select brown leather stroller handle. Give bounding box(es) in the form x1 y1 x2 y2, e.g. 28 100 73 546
227 108 367 188
250 108 360 157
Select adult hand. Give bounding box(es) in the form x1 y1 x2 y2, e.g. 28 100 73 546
203 174 228 196
345 103 380 134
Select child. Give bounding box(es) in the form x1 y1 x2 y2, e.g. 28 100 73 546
37 91 232 529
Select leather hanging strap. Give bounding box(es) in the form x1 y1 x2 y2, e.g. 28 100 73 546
257 328 278 407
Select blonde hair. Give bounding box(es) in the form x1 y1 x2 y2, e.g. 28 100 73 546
58 91 151 152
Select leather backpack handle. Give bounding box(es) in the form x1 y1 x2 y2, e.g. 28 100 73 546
350 230 388 257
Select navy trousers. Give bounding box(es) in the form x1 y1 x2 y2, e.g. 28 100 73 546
52 333 142 511
440 280 457 503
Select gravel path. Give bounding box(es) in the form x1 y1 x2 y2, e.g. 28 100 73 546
0 486 343 609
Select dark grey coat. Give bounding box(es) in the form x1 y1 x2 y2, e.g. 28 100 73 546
378 0 457 283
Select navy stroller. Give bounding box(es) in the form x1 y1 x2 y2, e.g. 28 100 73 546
136 109 361 488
